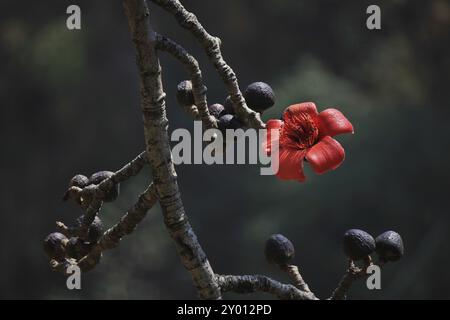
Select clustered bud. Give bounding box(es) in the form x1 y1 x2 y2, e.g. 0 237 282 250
218 114 242 133
44 216 104 263
43 232 68 261
243 82 275 113
343 229 376 261
265 234 295 266
375 231 404 262
208 103 225 119
69 174 89 188
343 229 404 263
89 171 120 202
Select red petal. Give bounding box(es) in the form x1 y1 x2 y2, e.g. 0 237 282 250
283 102 318 120
264 119 283 155
305 136 345 174
266 119 283 130
316 108 354 138
275 148 307 182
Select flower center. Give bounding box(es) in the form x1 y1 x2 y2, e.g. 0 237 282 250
280 112 319 149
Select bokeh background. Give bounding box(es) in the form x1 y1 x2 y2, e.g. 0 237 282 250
1 0 449 299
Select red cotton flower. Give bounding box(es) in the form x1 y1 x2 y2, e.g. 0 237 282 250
266 102 354 182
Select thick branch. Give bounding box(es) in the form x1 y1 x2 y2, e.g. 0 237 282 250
123 0 221 300
155 33 217 128
150 0 265 129
217 274 317 300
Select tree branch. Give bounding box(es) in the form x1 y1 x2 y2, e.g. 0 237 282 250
282 264 316 297
59 151 148 239
76 184 159 272
217 274 317 300
123 0 221 300
63 151 147 203
155 33 217 128
329 258 374 300
150 0 265 129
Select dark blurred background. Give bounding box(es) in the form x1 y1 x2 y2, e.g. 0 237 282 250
1 0 449 299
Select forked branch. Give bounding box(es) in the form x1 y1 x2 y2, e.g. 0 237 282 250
151 0 265 129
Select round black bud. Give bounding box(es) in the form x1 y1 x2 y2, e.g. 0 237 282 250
265 234 295 266
218 114 241 132
176 80 195 107
244 82 275 112
66 237 93 260
343 229 376 261
88 171 119 202
43 232 68 261
208 104 225 119
375 231 404 262
223 96 235 115
69 174 89 188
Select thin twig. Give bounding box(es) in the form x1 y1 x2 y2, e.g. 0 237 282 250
282 264 316 297
63 151 148 204
59 151 148 239
155 33 217 128
77 184 159 271
150 0 265 129
329 258 373 300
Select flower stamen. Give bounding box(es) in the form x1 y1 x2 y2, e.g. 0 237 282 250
280 112 319 150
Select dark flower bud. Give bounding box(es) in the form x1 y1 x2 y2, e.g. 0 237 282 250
265 234 295 266
223 96 235 115
176 80 195 107
218 114 242 132
208 104 225 119
88 171 119 202
69 174 89 188
244 82 275 112
63 174 90 202
43 232 68 261
375 231 404 262
343 229 376 260
65 237 93 260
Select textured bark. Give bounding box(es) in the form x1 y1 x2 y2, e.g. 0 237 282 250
217 274 317 300
151 0 265 129
123 0 221 300
58 151 148 239
282 264 316 297
329 259 376 300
